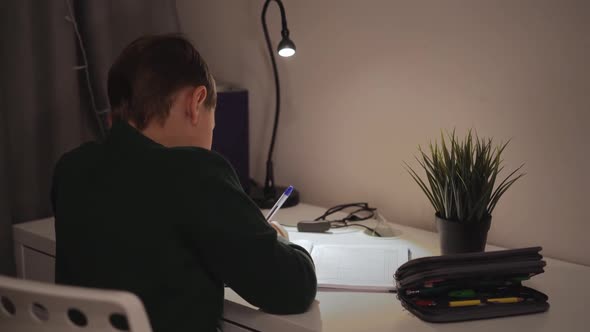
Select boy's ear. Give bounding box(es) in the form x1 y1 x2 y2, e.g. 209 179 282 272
187 86 208 125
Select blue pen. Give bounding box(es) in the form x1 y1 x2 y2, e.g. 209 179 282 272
265 186 294 222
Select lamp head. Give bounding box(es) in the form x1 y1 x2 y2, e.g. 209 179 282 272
277 36 296 57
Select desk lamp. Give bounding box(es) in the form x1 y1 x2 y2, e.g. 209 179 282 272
250 0 300 209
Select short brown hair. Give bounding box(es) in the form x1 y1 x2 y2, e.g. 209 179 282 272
107 34 216 130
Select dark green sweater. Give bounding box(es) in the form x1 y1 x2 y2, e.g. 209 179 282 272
51 121 317 332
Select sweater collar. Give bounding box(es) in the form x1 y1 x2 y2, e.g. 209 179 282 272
106 121 163 149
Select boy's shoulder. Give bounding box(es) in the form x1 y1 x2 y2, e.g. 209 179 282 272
54 141 102 173
161 146 242 188
166 146 231 169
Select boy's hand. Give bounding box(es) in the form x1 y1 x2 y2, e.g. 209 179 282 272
270 221 289 240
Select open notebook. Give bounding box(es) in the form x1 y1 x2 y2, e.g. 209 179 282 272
292 240 410 291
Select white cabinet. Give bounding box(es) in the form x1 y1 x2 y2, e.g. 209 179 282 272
12 217 55 283
20 246 55 282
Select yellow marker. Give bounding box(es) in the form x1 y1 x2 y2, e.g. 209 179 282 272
487 297 524 304
449 299 482 307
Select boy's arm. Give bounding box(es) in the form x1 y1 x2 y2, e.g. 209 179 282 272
184 176 317 314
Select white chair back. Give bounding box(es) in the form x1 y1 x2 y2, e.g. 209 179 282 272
0 275 152 332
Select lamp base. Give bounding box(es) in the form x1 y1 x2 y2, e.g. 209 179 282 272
249 183 300 209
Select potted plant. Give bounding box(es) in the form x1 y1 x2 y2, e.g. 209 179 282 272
405 131 525 254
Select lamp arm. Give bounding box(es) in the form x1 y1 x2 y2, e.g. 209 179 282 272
261 0 289 194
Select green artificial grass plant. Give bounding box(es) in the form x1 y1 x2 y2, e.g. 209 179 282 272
405 130 525 223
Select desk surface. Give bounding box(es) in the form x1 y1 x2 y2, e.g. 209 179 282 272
224 203 590 332
13 204 590 331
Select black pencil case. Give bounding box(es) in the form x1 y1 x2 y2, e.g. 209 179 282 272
394 247 550 323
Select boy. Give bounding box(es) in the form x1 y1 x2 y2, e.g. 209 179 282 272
51 34 317 332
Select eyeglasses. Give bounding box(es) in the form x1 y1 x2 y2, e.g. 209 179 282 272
315 203 381 236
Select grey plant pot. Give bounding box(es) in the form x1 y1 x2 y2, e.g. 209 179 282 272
435 214 492 255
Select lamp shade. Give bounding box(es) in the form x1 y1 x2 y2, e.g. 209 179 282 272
277 37 296 57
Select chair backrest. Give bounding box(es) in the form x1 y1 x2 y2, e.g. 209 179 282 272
0 275 152 332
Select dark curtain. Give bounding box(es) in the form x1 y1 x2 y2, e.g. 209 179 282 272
0 0 179 276
77 1 180 121
0 95 14 276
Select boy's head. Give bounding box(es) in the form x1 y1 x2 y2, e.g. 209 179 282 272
108 34 217 149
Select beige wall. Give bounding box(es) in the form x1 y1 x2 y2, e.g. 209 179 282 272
177 0 590 265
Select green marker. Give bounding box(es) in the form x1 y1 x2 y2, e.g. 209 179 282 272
449 289 477 298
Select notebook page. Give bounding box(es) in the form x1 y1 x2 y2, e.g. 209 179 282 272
311 244 409 291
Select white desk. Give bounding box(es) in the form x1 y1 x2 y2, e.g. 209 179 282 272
13 203 590 332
